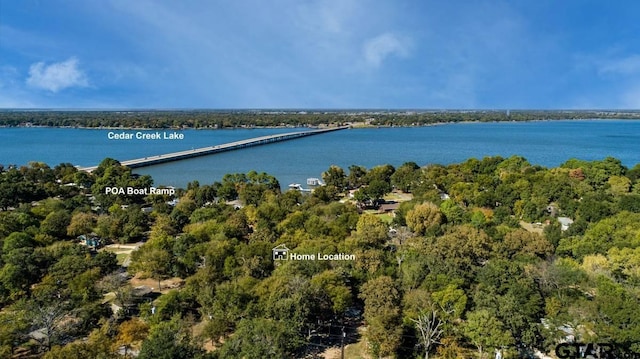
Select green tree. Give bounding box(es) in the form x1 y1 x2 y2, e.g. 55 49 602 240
431 284 467 320
576 193 613 223
391 162 420 193
44 325 117 359
495 229 554 260
406 202 443 236
119 205 149 242
439 199 465 224
0 181 20 211
360 276 402 358
423 225 491 282
608 175 632 195
593 277 640 348
115 318 149 357
464 309 514 359
223 210 250 239
558 211 640 258
496 155 530 174
2 231 35 253
0 232 39 299
217 318 303 358
322 165 347 191
346 214 389 249
474 259 545 348
366 164 395 184
66 212 96 238
0 211 37 240
347 165 368 189
312 184 342 202
310 269 352 316
130 247 172 290
91 158 153 208
40 210 71 238
68 267 102 304
138 317 203 359
617 194 640 213
0 306 29 357
365 179 391 200
197 278 256 344
255 274 313 326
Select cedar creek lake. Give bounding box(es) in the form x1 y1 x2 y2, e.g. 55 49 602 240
1 120 639 188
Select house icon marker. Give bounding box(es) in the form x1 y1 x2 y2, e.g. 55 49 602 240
272 244 290 260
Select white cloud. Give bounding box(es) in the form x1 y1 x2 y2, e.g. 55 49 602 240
363 33 409 68
26 57 88 92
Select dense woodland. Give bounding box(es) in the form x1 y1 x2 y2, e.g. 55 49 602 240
1 110 640 129
1 155 640 358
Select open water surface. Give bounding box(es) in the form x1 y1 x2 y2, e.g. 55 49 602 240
1 120 639 188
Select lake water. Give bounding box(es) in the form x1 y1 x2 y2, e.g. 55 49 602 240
1 120 639 188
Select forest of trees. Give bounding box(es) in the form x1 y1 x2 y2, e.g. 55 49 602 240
1 109 640 129
1 155 640 358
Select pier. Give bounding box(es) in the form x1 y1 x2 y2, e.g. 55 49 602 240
79 126 348 172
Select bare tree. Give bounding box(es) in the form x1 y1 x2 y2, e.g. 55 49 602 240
30 300 71 352
411 306 448 359
97 272 133 316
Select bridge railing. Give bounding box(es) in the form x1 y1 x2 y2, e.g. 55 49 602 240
78 126 348 172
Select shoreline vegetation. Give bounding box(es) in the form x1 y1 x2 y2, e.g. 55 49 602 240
1 109 640 129
1 156 640 358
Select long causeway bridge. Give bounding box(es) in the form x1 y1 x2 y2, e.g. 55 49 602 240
79 126 349 172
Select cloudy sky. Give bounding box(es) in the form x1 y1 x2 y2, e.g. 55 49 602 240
1 1 640 109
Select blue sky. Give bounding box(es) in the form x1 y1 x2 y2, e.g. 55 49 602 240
1 0 640 109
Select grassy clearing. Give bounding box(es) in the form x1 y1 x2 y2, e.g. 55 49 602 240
520 220 545 234
100 243 141 267
384 191 413 202
99 248 131 266
116 253 129 265
376 213 393 224
343 340 370 359
362 210 393 223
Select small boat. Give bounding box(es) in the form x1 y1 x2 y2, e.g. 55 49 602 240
288 183 303 190
306 178 324 186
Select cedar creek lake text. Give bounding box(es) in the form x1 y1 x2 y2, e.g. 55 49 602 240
107 131 184 140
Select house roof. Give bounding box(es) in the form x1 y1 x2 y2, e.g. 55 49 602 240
558 217 574 225
273 243 289 251
379 202 400 212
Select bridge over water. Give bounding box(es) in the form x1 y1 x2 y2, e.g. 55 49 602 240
79 126 349 172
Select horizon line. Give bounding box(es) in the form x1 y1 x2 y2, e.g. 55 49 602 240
1 108 640 113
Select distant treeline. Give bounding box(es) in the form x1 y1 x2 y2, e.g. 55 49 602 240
1 110 639 128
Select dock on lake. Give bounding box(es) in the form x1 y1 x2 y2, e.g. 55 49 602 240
78 126 349 172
